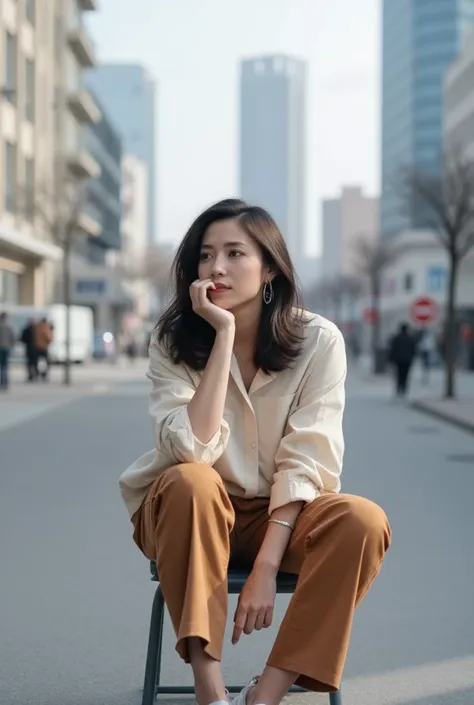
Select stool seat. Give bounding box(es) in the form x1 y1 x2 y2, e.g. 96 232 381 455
150 561 298 593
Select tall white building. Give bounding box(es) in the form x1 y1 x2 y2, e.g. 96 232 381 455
322 187 379 278
239 55 307 261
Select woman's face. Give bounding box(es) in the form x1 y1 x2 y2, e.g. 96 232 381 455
197 218 271 310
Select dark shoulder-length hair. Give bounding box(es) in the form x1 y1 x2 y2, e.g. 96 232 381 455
156 198 305 372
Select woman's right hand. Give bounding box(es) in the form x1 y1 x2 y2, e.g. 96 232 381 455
190 279 235 332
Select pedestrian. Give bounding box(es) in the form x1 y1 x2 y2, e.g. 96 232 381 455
388 322 417 398
125 339 137 364
0 311 16 391
418 328 437 385
119 199 391 705
20 318 38 382
35 318 53 381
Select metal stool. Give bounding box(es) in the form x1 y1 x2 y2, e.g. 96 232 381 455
142 561 343 704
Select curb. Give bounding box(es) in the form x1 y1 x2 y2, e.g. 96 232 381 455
411 400 474 435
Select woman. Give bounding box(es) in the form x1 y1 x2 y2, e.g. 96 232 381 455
119 199 391 705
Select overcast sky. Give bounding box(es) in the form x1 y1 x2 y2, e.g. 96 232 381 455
87 0 380 254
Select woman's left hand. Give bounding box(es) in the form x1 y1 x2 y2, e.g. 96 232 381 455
232 565 277 644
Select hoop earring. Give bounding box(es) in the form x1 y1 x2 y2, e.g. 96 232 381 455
263 280 274 304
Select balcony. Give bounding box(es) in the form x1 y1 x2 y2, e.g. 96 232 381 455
68 26 96 67
68 90 101 124
67 151 101 180
77 0 98 10
77 211 102 238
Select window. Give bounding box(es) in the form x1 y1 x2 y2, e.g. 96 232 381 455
404 272 414 292
25 58 35 122
0 269 21 304
5 32 17 104
26 0 36 25
4 142 17 213
25 157 35 219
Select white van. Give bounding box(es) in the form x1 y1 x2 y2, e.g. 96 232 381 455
4 304 94 364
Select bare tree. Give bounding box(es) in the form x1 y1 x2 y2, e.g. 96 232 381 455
116 243 175 313
402 151 474 398
353 236 397 374
23 178 92 385
308 274 363 329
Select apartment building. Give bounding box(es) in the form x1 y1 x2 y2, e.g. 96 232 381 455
0 0 100 308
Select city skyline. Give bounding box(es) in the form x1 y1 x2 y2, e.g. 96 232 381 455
87 0 380 254
240 55 307 262
86 64 158 245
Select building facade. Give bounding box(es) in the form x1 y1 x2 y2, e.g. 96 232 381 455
375 230 474 345
239 55 307 261
381 0 474 238
86 64 157 244
70 93 130 337
322 187 379 278
120 153 149 321
444 27 474 158
0 0 101 308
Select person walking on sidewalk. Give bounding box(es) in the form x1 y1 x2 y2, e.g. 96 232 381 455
20 318 38 382
0 312 16 391
35 318 53 381
120 199 392 705
388 322 417 398
418 328 437 386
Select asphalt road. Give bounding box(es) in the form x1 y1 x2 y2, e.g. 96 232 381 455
1 371 473 705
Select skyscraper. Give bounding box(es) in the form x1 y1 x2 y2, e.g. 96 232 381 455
239 55 307 260
86 64 157 243
381 0 474 238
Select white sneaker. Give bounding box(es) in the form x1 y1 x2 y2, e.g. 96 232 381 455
231 677 265 705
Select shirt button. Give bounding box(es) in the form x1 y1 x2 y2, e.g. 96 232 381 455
251 443 256 449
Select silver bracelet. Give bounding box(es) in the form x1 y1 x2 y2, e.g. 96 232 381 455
268 519 294 532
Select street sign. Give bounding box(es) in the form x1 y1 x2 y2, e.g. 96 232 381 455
363 307 378 324
410 296 439 324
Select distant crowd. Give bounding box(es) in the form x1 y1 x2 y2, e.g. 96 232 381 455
0 312 54 391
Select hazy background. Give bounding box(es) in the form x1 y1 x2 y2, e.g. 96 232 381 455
87 0 380 254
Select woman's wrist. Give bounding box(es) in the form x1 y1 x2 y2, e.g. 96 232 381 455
252 555 279 577
215 321 235 337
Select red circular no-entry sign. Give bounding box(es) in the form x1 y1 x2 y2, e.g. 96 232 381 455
410 297 439 324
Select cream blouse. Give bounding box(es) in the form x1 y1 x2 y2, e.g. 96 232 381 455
119 311 346 519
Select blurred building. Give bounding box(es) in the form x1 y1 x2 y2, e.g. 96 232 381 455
444 27 474 157
239 55 307 262
70 94 131 338
376 230 474 345
322 187 379 278
86 64 157 244
0 0 102 307
119 153 150 321
381 0 474 239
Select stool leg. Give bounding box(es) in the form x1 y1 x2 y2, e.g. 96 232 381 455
142 584 165 705
329 689 342 705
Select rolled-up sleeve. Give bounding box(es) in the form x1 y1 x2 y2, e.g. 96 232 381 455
148 341 230 466
269 328 346 514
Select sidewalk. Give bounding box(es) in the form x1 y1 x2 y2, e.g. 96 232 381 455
353 356 474 433
0 358 149 432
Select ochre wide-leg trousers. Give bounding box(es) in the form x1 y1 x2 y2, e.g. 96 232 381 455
132 463 391 692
